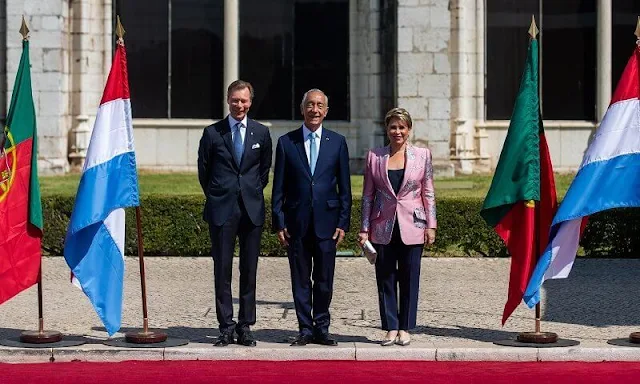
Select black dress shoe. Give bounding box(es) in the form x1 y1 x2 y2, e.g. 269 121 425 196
290 334 314 346
237 330 257 347
314 334 338 346
214 332 235 347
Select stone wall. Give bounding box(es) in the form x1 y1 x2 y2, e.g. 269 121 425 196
3 0 111 174
449 0 489 174
396 0 453 176
67 0 111 169
6 0 70 174
350 0 388 172
132 119 360 172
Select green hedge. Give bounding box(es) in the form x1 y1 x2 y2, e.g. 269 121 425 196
41 195 640 257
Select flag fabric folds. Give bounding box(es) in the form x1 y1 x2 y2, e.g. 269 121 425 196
480 38 557 324
64 41 139 335
0 40 43 304
524 45 640 308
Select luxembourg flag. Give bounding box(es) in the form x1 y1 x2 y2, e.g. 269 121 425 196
523 45 640 308
63 40 139 336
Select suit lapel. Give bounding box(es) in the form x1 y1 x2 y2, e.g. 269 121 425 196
314 129 331 176
397 145 416 196
380 146 396 197
294 127 312 177
222 117 238 170
239 120 255 170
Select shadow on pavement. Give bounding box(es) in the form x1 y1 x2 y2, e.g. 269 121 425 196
92 326 375 344
230 298 295 309
544 259 640 327
0 328 103 346
250 329 374 344
92 326 217 343
412 325 518 343
0 328 23 340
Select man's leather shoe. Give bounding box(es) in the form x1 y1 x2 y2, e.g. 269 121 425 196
237 330 257 347
290 334 313 346
214 332 235 347
313 334 338 346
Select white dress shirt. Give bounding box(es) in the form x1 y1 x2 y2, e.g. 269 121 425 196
228 115 248 144
302 124 323 165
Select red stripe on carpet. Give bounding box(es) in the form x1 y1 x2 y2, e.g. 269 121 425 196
3 360 640 384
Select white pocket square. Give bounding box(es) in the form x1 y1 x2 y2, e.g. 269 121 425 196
251 143 260 149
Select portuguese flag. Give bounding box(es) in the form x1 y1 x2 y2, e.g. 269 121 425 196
0 40 43 304
480 37 557 325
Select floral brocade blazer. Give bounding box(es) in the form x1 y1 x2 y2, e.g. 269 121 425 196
360 145 437 245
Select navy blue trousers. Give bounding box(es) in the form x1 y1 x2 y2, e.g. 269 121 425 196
373 225 423 331
287 222 337 337
208 196 261 335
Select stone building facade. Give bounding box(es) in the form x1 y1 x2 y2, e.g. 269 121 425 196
1 0 639 175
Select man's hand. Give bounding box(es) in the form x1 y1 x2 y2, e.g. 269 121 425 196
333 228 346 245
357 232 368 247
277 228 290 247
425 228 436 245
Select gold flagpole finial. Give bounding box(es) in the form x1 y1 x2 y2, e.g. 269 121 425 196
19 15 29 40
635 16 640 39
115 15 125 41
528 15 539 39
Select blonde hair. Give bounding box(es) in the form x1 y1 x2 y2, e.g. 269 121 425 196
384 108 412 129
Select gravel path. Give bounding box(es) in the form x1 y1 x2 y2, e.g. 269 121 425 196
2 256 639 347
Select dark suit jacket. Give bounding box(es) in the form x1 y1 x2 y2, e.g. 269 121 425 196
198 116 272 227
271 127 352 239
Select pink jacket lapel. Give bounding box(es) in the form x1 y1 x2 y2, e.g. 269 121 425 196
379 146 396 197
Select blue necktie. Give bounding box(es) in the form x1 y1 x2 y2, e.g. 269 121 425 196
309 132 318 175
233 122 243 165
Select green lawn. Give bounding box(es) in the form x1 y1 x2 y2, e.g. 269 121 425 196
41 172 576 199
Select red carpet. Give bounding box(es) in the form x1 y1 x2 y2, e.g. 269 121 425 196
3 360 640 383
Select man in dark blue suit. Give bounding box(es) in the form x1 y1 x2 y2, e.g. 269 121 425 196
271 89 352 346
198 80 272 347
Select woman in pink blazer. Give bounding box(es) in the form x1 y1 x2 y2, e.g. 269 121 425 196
358 108 436 346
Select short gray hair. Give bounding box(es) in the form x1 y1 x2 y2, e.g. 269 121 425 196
300 88 329 110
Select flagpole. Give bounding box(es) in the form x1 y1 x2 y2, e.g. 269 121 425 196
114 17 167 344
123 206 168 343
629 16 640 345
14 16 62 345
512 200 556 343
535 302 541 333
514 18 558 345
19 263 64 343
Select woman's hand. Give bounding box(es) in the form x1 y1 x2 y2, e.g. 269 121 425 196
425 229 436 245
357 232 369 247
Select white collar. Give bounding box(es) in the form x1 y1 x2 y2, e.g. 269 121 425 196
302 124 322 139
228 115 248 129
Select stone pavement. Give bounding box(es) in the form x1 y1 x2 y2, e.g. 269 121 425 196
2 257 640 362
